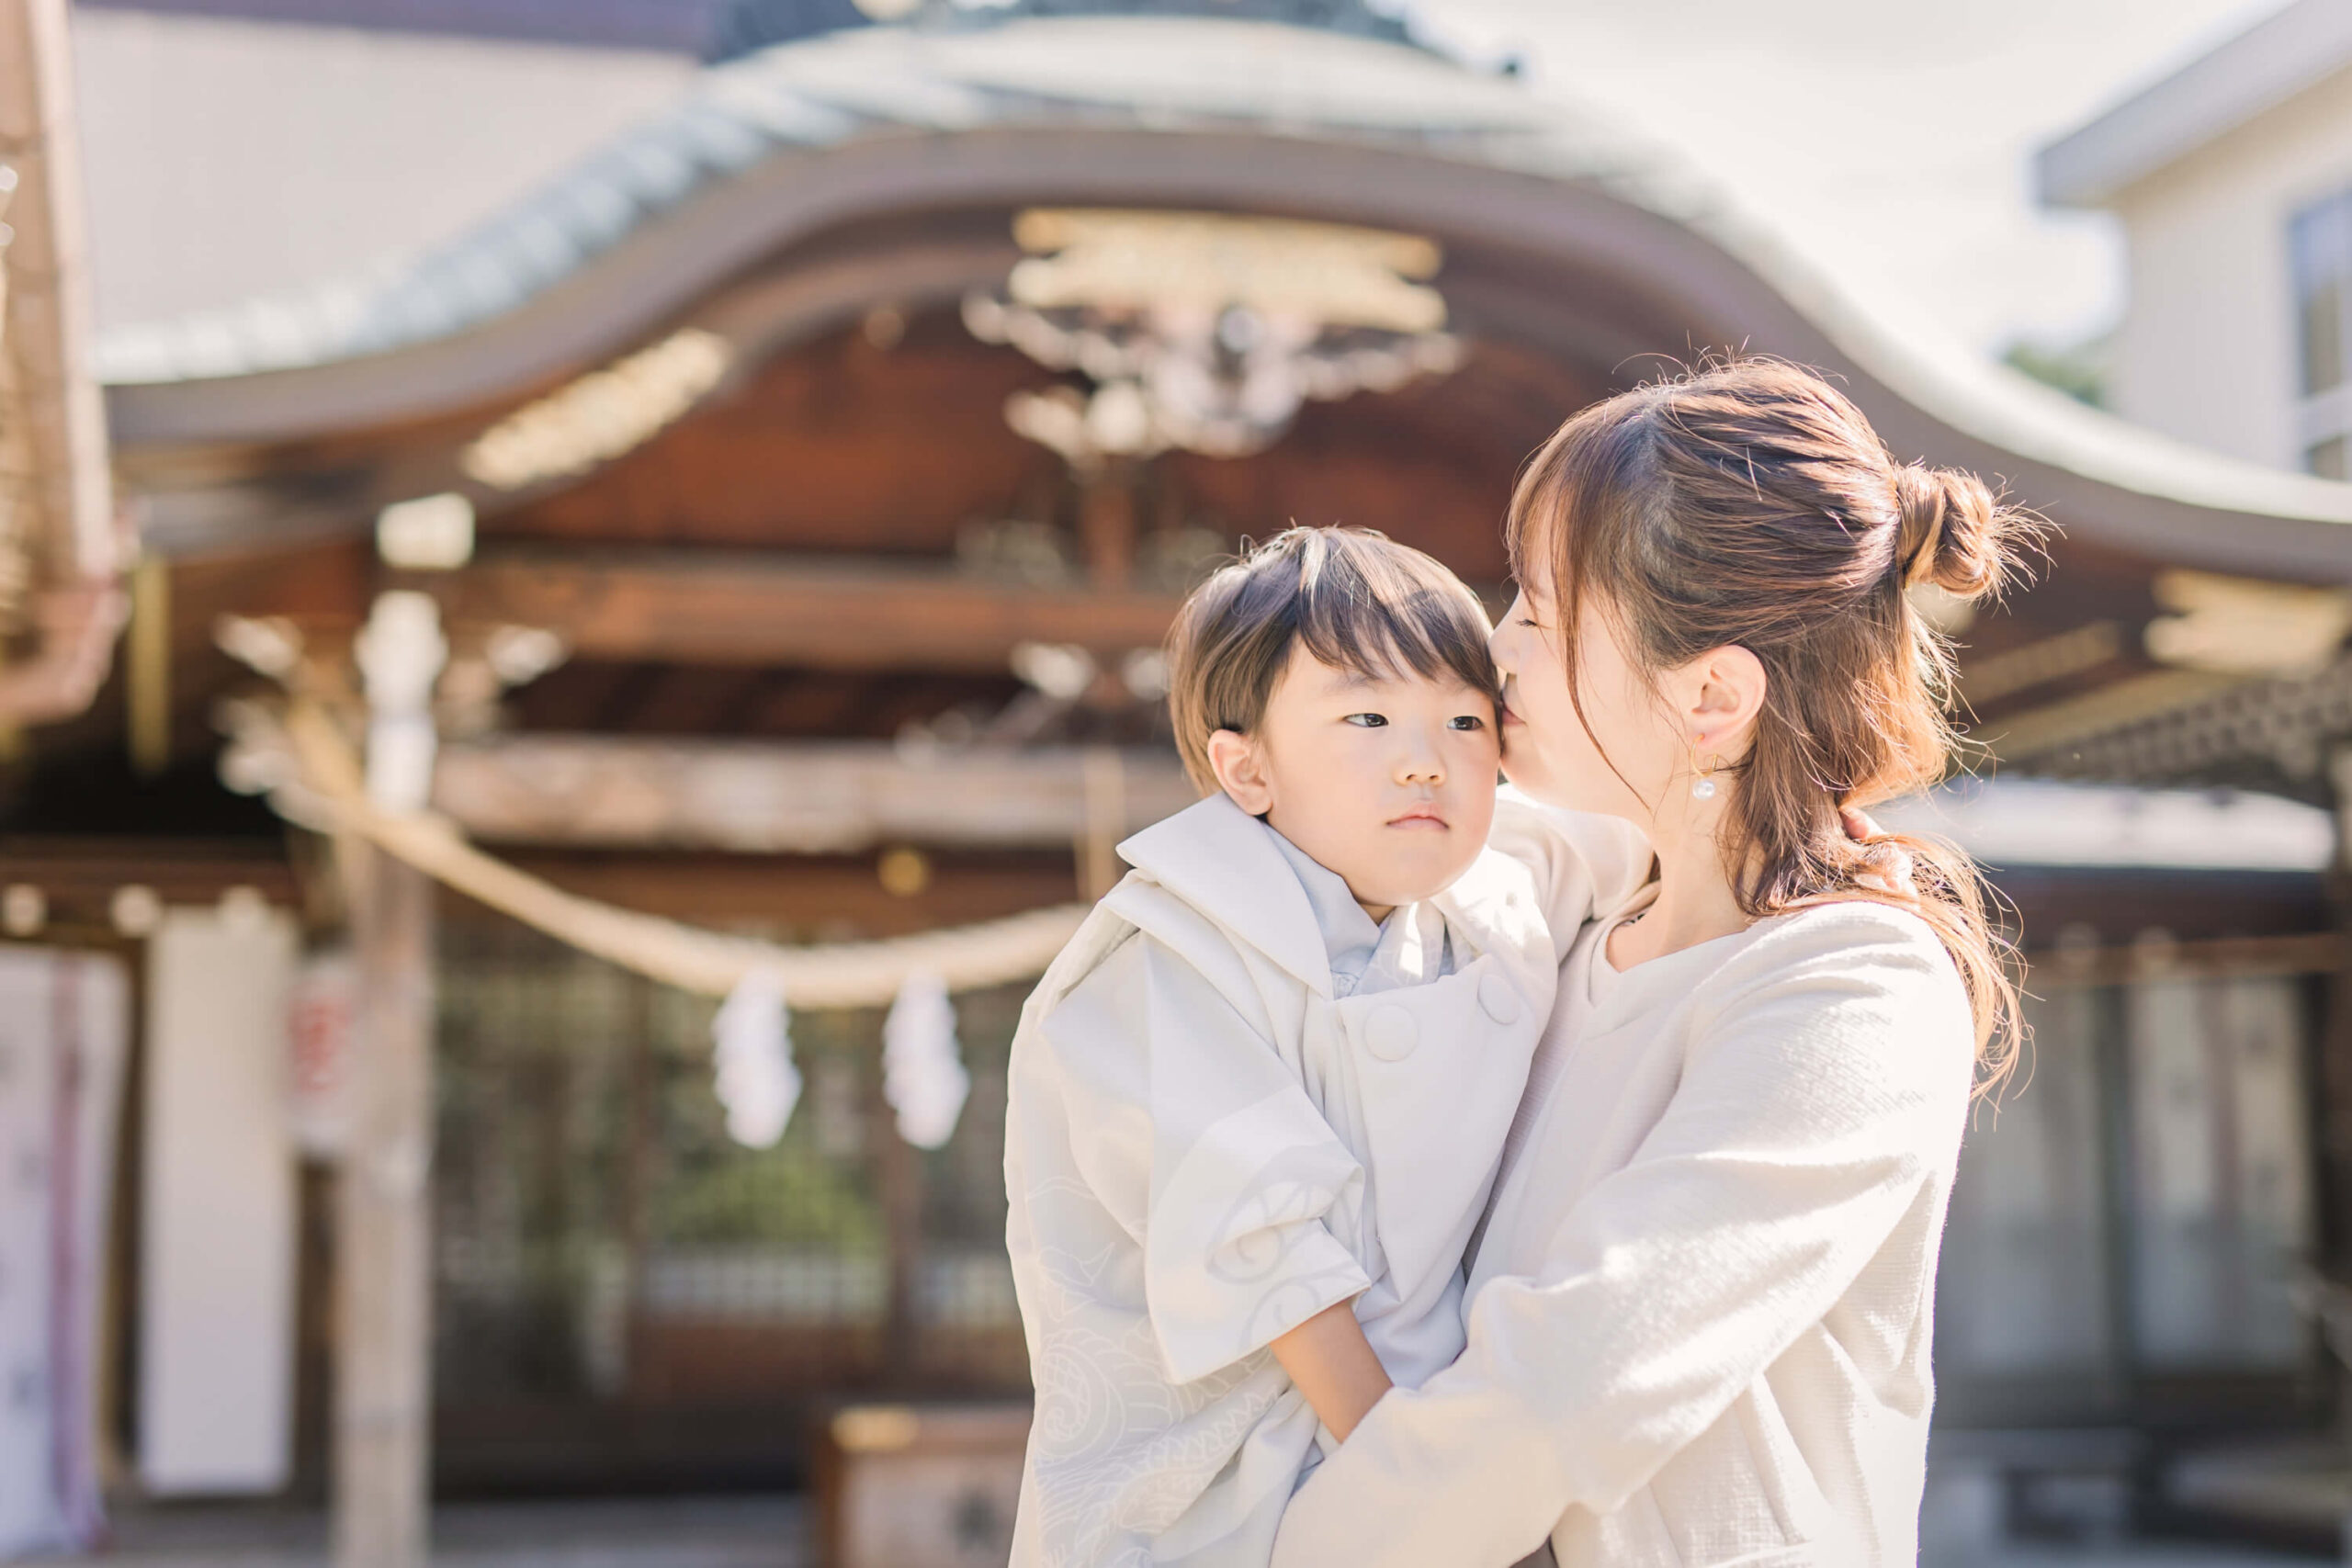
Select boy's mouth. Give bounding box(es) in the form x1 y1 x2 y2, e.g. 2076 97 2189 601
1388 806 1448 829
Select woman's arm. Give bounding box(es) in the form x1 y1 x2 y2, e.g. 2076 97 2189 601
1270 913 1974 1568
1272 1298 1392 1439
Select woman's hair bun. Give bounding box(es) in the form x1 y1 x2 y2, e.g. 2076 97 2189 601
1893 462 2018 602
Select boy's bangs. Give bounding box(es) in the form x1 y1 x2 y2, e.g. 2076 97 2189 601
1163 525 1503 794
1292 567 1499 704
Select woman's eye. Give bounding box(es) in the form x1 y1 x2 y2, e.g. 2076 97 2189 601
1448 716 1487 731
1344 713 1388 728
1517 617 1543 630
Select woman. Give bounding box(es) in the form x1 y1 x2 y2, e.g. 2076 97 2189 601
1269 359 2033 1567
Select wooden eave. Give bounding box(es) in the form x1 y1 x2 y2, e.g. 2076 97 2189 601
88 15 2352 581
62 11 2352 802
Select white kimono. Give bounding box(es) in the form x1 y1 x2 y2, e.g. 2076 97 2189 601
1003 792 1646 1568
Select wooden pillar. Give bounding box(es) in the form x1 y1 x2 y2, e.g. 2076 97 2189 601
334 842 435 1568
874 998 923 1388
126 555 170 776
1078 460 1136 591
2318 906 2352 1281
2319 752 2352 1282
1079 747 1125 900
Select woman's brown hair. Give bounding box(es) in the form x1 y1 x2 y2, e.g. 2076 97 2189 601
1510 358 2037 1089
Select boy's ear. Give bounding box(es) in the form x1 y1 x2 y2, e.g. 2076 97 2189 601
1206 728 1273 817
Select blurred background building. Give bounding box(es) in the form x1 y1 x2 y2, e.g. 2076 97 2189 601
6 0 2352 1564
2040 0 2352 477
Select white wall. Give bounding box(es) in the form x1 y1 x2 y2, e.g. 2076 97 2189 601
69 9 696 333
138 906 300 1496
2107 63 2352 468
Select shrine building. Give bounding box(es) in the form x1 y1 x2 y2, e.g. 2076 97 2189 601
8 0 2352 1551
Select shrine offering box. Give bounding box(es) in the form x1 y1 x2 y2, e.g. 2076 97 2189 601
814 1402 1031 1567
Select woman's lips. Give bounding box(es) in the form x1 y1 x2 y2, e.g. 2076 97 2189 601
1501 705 1526 727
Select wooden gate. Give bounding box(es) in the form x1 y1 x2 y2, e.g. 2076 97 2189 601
429 915 1028 1490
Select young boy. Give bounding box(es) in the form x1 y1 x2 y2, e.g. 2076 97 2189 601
1002 527 1646 1567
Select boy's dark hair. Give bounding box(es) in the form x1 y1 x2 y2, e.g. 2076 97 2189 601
1165 525 1502 794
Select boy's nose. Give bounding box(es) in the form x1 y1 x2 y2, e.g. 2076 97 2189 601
1397 748 1445 785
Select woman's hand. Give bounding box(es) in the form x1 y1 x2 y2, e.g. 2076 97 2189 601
1840 807 1915 897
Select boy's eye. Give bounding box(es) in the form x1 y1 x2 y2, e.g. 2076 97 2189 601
1344 713 1388 728
1448 715 1487 731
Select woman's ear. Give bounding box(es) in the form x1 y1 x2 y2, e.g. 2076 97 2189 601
1687 645 1768 758
1206 728 1274 816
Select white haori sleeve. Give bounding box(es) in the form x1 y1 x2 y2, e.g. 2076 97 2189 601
1041 931 1374 1385
1267 910 1975 1568
1009 927 1373 1567
1486 793 1654 955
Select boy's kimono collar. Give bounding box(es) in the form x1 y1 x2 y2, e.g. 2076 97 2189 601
1114 794 1339 998
1113 795 1544 1001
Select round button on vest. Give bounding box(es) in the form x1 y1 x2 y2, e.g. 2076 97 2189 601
1363 1005 1418 1062
1478 973 1522 1026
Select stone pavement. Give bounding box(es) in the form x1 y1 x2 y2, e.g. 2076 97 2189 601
11 1492 2324 1567
1928 1546 2317 1567
16 1495 809 1568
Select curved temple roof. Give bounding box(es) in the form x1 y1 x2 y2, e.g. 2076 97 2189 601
98 8 2352 577
707 0 1421 62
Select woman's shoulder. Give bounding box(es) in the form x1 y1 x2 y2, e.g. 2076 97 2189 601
1702 898 1972 1029
1756 895 1955 960
1679 900 1977 1105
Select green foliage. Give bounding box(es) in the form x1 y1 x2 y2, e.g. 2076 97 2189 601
654 1116 887 1252
2001 336 2108 408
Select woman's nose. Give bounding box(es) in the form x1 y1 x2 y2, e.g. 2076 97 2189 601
1488 622 1517 672
1490 593 1529 670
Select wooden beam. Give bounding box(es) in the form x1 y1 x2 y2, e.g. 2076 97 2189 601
439 552 1186 672
429 737 1197 852
2030 931 2340 990
470 850 1080 934
1974 668 2242 768
0 838 299 926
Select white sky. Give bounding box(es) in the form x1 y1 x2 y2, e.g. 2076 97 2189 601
1408 0 2294 354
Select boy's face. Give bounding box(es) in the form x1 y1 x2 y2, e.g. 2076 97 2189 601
1207 644 1501 923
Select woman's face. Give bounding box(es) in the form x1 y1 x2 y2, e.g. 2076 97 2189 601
1489 567 1676 826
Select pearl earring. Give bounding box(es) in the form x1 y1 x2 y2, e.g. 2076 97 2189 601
1691 739 1718 801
